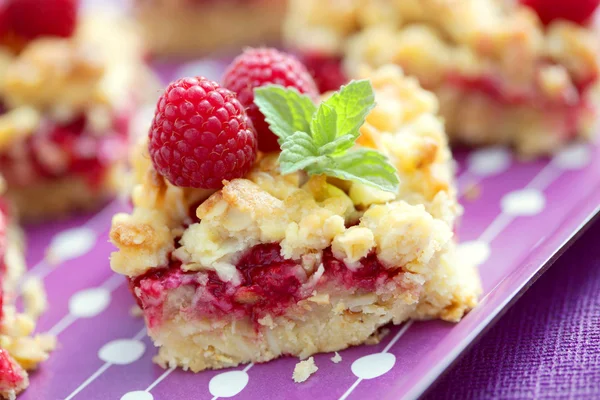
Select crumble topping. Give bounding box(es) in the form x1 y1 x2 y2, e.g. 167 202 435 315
111 65 459 281
293 356 318 383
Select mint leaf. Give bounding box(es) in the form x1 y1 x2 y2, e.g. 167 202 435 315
254 86 316 143
313 149 399 193
310 103 337 149
252 81 399 194
279 131 324 175
321 80 375 141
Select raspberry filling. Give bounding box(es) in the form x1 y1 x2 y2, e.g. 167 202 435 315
0 110 130 188
130 243 402 328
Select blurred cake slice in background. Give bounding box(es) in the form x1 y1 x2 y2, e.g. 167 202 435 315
0 0 148 221
136 0 286 57
284 0 600 157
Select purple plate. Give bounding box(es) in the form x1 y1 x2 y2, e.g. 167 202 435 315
18 59 600 400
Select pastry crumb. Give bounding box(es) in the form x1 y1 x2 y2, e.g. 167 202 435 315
330 352 342 363
293 356 318 383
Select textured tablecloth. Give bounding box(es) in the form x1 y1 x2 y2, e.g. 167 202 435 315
425 219 600 399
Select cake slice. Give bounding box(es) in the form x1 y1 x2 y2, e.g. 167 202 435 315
0 178 54 399
110 50 480 372
135 0 286 57
0 1 147 221
284 0 600 157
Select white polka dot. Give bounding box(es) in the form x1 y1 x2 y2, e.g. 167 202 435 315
552 143 591 170
501 189 546 216
457 241 491 267
69 287 111 318
121 391 153 400
99 339 146 365
176 61 224 81
351 353 396 380
467 147 512 177
209 370 250 398
48 227 96 262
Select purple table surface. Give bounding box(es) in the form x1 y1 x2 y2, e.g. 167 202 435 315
425 219 600 400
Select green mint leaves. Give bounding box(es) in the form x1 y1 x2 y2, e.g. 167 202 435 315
254 80 399 193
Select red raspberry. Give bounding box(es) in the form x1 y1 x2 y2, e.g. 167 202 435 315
148 77 258 189
520 0 600 25
299 52 348 93
223 48 319 153
5 0 78 40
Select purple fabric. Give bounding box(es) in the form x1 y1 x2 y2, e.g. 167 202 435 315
426 220 600 399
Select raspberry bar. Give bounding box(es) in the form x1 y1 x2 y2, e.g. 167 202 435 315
284 0 600 156
0 179 54 399
0 2 146 221
110 48 481 372
135 0 286 56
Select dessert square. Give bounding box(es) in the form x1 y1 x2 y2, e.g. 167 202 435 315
136 0 286 57
0 179 54 399
110 62 481 372
284 0 600 157
0 7 147 221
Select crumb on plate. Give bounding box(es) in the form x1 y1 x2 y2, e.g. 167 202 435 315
330 352 342 364
293 356 318 383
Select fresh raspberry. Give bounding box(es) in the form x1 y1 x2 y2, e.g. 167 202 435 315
299 52 348 93
149 77 257 189
520 0 600 25
223 48 319 153
5 0 78 40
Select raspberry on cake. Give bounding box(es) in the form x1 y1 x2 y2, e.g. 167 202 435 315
0 1 147 221
134 0 286 57
223 48 319 153
0 178 55 399
110 56 481 372
284 0 600 157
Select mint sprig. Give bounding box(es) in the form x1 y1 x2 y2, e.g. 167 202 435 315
254 80 399 193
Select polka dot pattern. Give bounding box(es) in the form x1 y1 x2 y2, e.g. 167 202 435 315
99 339 146 365
501 189 546 216
351 353 396 380
68 288 111 318
209 370 250 398
120 391 153 400
48 227 96 262
467 147 512 177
